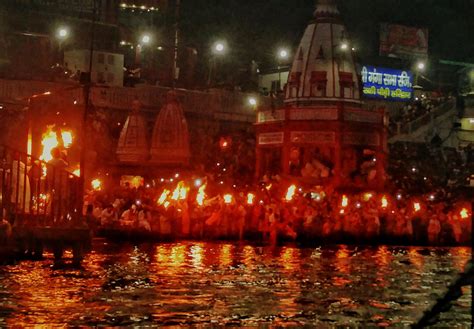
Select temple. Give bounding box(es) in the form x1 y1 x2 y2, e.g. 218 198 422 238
255 0 387 189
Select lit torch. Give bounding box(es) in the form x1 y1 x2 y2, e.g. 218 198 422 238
247 193 255 205
341 195 349 208
285 185 296 201
413 202 421 213
460 208 470 219
196 185 206 206
91 178 102 191
223 194 233 204
158 189 170 205
381 195 388 209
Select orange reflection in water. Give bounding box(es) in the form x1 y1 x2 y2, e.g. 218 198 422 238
332 245 352 286
242 245 256 270
219 244 233 267
280 247 301 272
189 243 204 269
407 248 424 270
450 247 471 272
170 245 186 267
374 246 392 287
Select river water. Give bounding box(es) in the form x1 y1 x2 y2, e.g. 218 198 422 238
0 240 471 327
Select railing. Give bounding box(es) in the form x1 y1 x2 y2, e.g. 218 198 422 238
396 99 456 136
0 145 83 228
0 79 263 121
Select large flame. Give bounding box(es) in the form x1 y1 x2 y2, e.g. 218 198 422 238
285 185 296 201
196 184 206 206
39 126 73 162
171 181 188 201
158 189 170 205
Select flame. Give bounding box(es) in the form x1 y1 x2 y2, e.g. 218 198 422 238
223 194 233 204
39 126 73 162
196 184 206 206
460 208 469 219
247 193 255 205
163 201 170 209
363 193 373 201
91 179 102 190
158 189 170 205
341 195 349 208
61 131 73 148
39 126 59 162
413 202 421 212
265 183 272 191
171 181 188 200
285 185 296 201
27 133 32 155
72 168 80 176
381 195 388 208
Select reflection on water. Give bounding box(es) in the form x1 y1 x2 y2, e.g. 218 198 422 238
0 240 471 327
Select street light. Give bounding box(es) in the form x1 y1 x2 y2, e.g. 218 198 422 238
208 41 227 86
277 48 289 92
414 61 426 87
141 34 151 45
57 27 69 40
248 97 257 107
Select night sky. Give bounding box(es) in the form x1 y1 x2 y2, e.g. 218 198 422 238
178 0 474 69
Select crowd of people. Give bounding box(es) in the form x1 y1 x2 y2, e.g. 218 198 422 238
84 173 472 246
388 94 451 135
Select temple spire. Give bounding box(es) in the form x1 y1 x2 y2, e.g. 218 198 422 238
314 0 339 18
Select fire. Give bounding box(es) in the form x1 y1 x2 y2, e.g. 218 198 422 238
223 194 233 204
196 184 206 206
460 208 469 219
61 131 73 148
158 189 170 205
39 126 59 162
72 168 80 177
413 202 421 212
171 181 188 200
39 126 73 162
363 192 373 201
341 195 349 208
265 183 272 191
285 185 296 201
91 179 102 191
163 201 170 209
247 193 255 205
381 195 388 208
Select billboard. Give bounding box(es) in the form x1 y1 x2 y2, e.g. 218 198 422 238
361 66 413 101
379 23 428 59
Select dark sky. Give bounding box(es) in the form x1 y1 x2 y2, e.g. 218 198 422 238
178 0 474 69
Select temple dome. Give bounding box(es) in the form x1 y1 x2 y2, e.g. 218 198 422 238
285 0 361 107
150 91 190 166
116 99 149 163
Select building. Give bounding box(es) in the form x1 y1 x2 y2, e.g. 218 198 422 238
255 0 387 188
258 67 290 94
65 49 124 86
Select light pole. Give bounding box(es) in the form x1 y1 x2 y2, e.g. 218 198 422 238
56 27 69 65
207 41 226 87
415 61 425 87
277 48 289 92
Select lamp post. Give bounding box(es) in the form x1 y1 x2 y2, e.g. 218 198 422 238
415 61 425 87
207 41 226 87
56 27 69 65
277 48 289 92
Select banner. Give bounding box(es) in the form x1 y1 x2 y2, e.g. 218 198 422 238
379 23 428 59
360 66 413 101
